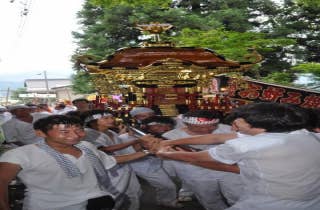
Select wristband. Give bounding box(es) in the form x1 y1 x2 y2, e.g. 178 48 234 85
142 149 151 155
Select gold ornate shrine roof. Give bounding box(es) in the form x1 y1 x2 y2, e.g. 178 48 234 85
95 47 241 69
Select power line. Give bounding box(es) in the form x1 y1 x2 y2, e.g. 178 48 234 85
10 0 33 35
17 0 33 35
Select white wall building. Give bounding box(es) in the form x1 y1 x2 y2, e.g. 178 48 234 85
23 79 85 101
51 85 85 101
24 79 72 93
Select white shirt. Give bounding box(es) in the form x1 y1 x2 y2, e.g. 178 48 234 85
82 129 139 193
1 117 43 144
0 141 116 209
0 112 10 144
208 131 320 210
52 106 77 115
31 111 52 123
162 123 232 150
96 129 133 155
118 132 162 173
0 112 12 125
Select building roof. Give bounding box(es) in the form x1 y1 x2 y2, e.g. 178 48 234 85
24 78 72 93
24 78 71 82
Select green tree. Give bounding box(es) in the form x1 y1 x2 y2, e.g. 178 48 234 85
290 62 320 89
10 88 32 104
71 0 319 91
11 88 27 100
71 72 96 94
71 0 225 94
170 28 295 78
89 0 172 8
173 0 279 32
271 0 320 62
260 72 297 86
291 62 320 76
73 1 222 58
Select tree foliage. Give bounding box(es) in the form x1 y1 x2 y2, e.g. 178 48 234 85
171 28 295 61
11 88 27 100
291 63 320 76
71 0 320 92
89 0 172 8
170 28 295 78
260 72 297 86
271 0 320 62
71 72 96 94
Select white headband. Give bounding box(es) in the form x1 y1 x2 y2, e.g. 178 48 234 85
147 122 171 126
84 113 113 123
130 107 154 117
182 117 219 125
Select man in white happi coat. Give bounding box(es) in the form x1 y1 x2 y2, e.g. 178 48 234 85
161 110 239 210
0 115 116 210
119 115 183 208
1 105 43 146
80 110 144 210
0 106 11 144
72 98 91 113
156 102 320 210
129 106 155 129
0 106 11 125
30 104 52 123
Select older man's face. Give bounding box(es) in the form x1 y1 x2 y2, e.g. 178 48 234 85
134 112 155 121
186 123 218 135
147 124 174 135
12 108 32 117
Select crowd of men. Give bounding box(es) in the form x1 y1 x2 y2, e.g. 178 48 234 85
0 99 319 210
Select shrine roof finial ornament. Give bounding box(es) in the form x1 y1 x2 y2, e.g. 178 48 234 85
136 22 173 44
135 22 173 34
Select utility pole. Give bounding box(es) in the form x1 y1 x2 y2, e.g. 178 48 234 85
5 87 10 105
43 70 50 103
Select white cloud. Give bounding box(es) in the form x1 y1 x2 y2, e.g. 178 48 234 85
0 0 84 83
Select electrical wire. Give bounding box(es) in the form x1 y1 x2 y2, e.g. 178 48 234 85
16 0 33 35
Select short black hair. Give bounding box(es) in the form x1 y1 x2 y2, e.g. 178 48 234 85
64 110 84 125
183 110 223 120
56 103 66 109
33 115 83 134
226 102 309 132
38 103 49 109
25 102 37 107
305 108 320 130
80 109 114 128
72 98 89 104
141 116 176 127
